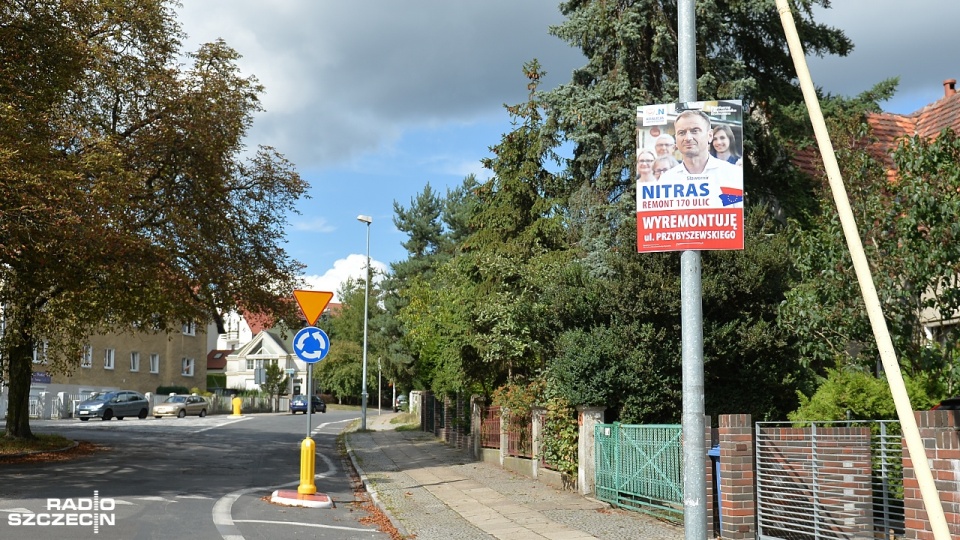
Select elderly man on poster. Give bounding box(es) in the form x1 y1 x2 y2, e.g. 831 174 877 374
657 109 742 208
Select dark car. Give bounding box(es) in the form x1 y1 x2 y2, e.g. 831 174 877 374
76 391 149 421
290 395 326 414
394 394 408 412
932 397 960 410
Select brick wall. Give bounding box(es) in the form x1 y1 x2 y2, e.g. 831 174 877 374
903 410 960 539
718 414 755 539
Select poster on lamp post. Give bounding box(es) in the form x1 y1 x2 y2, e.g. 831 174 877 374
635 100 744 253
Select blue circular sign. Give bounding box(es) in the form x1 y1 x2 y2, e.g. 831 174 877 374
293 326 330 364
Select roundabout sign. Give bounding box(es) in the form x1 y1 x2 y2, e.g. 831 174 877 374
293 326 330 364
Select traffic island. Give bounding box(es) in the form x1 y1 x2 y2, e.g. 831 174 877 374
269 489 333 509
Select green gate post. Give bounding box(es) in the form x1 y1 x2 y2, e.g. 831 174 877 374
578 406 606 496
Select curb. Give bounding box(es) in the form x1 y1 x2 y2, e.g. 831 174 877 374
343 429 412 539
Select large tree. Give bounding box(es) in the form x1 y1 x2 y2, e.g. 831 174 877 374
397 62 571 396
380 176 482 393
544 0 851 205
1 0 306 438
782 91 960 398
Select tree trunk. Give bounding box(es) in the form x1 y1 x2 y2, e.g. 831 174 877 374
5 332 35 439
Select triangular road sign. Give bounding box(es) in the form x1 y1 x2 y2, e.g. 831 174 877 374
292 290 334 326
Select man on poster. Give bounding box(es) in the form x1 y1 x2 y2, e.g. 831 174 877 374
658 109 742 206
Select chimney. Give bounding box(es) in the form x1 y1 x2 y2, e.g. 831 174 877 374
945 79 957 97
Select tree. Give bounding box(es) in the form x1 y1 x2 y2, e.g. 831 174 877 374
544 0 851 205
261 362 289 411
314 341 363 404
377 176 483 396
783 118 960 394
383 1 854 421
524 0 854 422
0 1 307 438
396 62 570 397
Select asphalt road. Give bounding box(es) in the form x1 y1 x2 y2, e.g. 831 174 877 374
0 409 390 540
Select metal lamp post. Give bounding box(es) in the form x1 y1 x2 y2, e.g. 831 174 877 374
357 214 372 430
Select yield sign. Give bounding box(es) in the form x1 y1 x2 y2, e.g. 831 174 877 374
292 290 334 326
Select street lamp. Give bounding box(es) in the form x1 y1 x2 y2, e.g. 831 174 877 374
357 214 372 430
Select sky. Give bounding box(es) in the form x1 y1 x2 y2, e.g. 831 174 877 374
175 1 960 299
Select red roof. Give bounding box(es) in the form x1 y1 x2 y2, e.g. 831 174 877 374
207 349 231 370
242 302 342 334
795 79 960 182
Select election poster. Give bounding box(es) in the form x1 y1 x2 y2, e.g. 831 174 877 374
635 100 744 253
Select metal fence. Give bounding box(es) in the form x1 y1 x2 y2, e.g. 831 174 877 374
506 413 532 458
755 420 904 540
480 405 501 449
595 423 683 523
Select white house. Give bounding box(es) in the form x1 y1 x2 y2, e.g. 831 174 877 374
223 329 312 394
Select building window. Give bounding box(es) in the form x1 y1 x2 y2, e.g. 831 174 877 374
33 341 48 364
150 353 160 374
104 349 115 370
246 359 255 371
81 345 93 369
181 357 194 376
130 352 140 372
182 321 195 336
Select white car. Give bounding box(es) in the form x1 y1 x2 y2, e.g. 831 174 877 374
153 394 210 418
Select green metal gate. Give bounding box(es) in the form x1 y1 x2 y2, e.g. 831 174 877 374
595 423 683 523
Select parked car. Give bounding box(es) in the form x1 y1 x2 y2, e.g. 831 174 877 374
76 391 149 421
290 395 326 414
394 394 408 412
153 394 210 418
932 397 960 410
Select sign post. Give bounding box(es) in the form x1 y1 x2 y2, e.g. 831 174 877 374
290 290 334 497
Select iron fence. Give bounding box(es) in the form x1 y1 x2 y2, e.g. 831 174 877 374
506 412 532 458
595 423 683 523
756 420 904 540
481 405 501 449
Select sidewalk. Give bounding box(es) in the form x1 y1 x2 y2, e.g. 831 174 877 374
344 412 684 540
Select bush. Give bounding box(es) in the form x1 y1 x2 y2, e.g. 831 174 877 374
789 366 937 422
540 396 578 477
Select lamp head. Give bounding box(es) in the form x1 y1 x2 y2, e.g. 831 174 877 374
357 214 372 224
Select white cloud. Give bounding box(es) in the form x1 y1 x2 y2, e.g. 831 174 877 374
176 1 584 170
809 1 960 113
292 217 336 233
300 254 389 302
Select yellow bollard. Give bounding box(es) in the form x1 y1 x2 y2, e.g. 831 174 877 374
298 437 316 495
231 396 242 416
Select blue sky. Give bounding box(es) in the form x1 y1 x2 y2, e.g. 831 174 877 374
176 1 960 299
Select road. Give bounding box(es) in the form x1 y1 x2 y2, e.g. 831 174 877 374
0 409 390 540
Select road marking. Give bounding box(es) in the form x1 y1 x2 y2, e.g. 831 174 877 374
212 449 338 540
312 418 355 435
233 519 372 532
193 416 251 434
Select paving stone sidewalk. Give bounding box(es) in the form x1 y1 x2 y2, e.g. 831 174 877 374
345 413 684 540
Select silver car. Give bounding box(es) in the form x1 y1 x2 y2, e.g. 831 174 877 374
76 391 149 421
153 394 210 418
